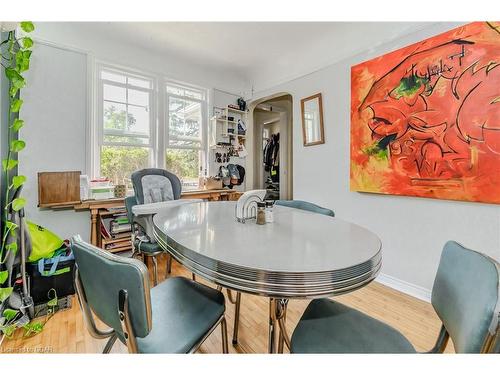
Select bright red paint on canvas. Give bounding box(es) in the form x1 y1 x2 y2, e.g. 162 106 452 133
350 22 500 204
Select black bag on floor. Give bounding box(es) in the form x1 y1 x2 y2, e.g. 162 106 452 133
27 245 76 304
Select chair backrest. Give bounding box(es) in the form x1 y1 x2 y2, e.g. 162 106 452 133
131 168 182 204
124 195 137 223
275 199 335 217
71 235 152 339
431 241 500 353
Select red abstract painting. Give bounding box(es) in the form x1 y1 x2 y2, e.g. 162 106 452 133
351 22 500 204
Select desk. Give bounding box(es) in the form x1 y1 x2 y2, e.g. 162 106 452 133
43 189 241 248
153 201 382 353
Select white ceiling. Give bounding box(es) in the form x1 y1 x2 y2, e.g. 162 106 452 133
38 22 434 92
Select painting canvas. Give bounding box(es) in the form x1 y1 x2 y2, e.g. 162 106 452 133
350 22 500 204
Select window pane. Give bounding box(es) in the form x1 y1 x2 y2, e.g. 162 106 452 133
103 102 127 131
100 146 150 186
103 134 149 145
128 104 150 136
167 84 204 100
169 139 201 147
167 85 184 96
128 76 151 89
101 70 126 84
184 89 203 100
128 88 149 107
103 84 126 103
168 97 202 145
166 149 201 190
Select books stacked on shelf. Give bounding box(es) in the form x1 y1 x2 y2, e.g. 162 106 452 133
110 216 132 235
100 209 132 253
104 238 132 253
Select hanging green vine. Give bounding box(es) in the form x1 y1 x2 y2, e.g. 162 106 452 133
0 21 35 337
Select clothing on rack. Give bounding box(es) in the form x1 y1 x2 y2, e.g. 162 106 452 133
263 133 280 172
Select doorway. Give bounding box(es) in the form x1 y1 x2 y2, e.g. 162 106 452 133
249 93 293 200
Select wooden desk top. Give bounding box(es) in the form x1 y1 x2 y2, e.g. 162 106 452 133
41 189 240 210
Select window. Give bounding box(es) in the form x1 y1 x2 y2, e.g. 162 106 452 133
97 66 154 187
93 64 209 191
165 83 207 190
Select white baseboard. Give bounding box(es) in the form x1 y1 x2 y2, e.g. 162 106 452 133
375 273 432 303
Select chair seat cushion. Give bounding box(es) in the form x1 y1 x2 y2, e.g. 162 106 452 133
291 299 416 353
136 277 225 353
135 240 162 254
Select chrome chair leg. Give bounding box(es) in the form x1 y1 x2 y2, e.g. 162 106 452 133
166 253 173 275
150 255 158 286
232 291 242 345
221 316 229 353
102 334 118 353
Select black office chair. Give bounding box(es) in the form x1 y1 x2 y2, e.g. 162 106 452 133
72 235 228 353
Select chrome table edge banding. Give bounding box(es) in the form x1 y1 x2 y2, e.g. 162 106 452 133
152 201 382 353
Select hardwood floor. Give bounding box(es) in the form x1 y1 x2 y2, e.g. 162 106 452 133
1 253 454 354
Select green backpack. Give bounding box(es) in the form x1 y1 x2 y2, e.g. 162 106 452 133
27 221 64 262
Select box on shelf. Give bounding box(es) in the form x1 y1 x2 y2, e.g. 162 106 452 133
199 177 223 190
89 179 114 200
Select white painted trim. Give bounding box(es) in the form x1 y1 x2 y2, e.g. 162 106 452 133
32 36 90 55
86 53 95 177
376 273 432 303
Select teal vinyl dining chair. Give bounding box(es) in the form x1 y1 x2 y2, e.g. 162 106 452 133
290 241 500 353
229 199 335 347
125 195 169 286
71 235 228 353
125 168 184 285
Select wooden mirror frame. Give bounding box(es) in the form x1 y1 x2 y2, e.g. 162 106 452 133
300 93 325 147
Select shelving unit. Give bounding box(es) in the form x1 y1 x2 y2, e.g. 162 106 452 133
209 106 249 192
210 106 248 149
98 207 132 254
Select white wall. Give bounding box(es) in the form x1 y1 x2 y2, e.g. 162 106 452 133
31 23 248 95
20 43 90 240
18 24 248 242
1 32 11 211
251 22 500 297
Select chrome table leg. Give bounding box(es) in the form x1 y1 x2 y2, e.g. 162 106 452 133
268 298 277 353
277 299 289 353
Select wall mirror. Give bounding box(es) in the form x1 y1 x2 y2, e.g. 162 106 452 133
300 93 325 146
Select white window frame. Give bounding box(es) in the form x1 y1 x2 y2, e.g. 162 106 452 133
164 80 209 183
91 61 210 187
93 62 157 178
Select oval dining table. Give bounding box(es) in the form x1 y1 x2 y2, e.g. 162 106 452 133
153 201 382 353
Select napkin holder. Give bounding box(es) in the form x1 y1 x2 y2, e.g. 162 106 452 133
235 189 266 223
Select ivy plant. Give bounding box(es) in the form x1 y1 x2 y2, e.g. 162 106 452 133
0 21 35 338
